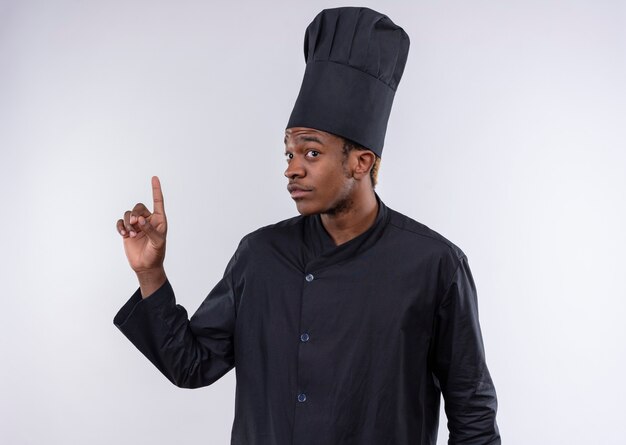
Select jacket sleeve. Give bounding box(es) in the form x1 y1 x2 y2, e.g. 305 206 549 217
113 254 238 389
432 254 501 444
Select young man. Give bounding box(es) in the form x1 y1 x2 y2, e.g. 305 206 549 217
114 7 500 445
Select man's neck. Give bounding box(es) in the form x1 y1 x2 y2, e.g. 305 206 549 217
320 192 379 246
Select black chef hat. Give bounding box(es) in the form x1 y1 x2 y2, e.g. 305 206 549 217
287 7 410 157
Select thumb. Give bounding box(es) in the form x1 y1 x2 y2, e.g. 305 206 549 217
137 216 164 246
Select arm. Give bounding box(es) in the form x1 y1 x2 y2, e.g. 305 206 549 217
113 176 236 388
432 255 501 444
113 255 237 388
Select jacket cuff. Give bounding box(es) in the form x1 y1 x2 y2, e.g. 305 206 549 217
113 279 174 328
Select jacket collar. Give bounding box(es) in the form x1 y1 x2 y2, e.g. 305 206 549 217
303 193 390 272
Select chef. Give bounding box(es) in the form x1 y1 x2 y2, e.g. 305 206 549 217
114 7 500 444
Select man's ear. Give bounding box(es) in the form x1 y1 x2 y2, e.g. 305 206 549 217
353 150 377 181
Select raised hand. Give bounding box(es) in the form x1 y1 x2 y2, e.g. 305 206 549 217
116 176 168 277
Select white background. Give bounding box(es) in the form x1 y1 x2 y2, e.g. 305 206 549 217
1 1 625 444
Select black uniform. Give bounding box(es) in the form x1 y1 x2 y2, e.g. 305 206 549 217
114 196 500 444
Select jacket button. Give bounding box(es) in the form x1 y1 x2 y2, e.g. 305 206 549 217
300 333 310 342
305 274 314 282
297 393 307 402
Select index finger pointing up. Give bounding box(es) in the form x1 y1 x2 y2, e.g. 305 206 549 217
151 175 165 215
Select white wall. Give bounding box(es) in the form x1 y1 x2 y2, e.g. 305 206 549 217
1 1 624 443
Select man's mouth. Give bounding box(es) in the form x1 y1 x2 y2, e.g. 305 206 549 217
287 183 313 199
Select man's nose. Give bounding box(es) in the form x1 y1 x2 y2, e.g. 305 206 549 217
284 157 305 179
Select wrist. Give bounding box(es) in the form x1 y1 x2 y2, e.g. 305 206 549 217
136 267 167 299
136 266 165 279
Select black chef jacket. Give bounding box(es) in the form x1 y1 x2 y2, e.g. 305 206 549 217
114 195 500 444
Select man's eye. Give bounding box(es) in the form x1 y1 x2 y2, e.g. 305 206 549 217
285 153 293 161
306 150 320 158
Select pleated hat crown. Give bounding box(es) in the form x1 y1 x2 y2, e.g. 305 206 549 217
287 7 410 157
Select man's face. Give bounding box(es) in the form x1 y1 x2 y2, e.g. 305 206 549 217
284 127 355 216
